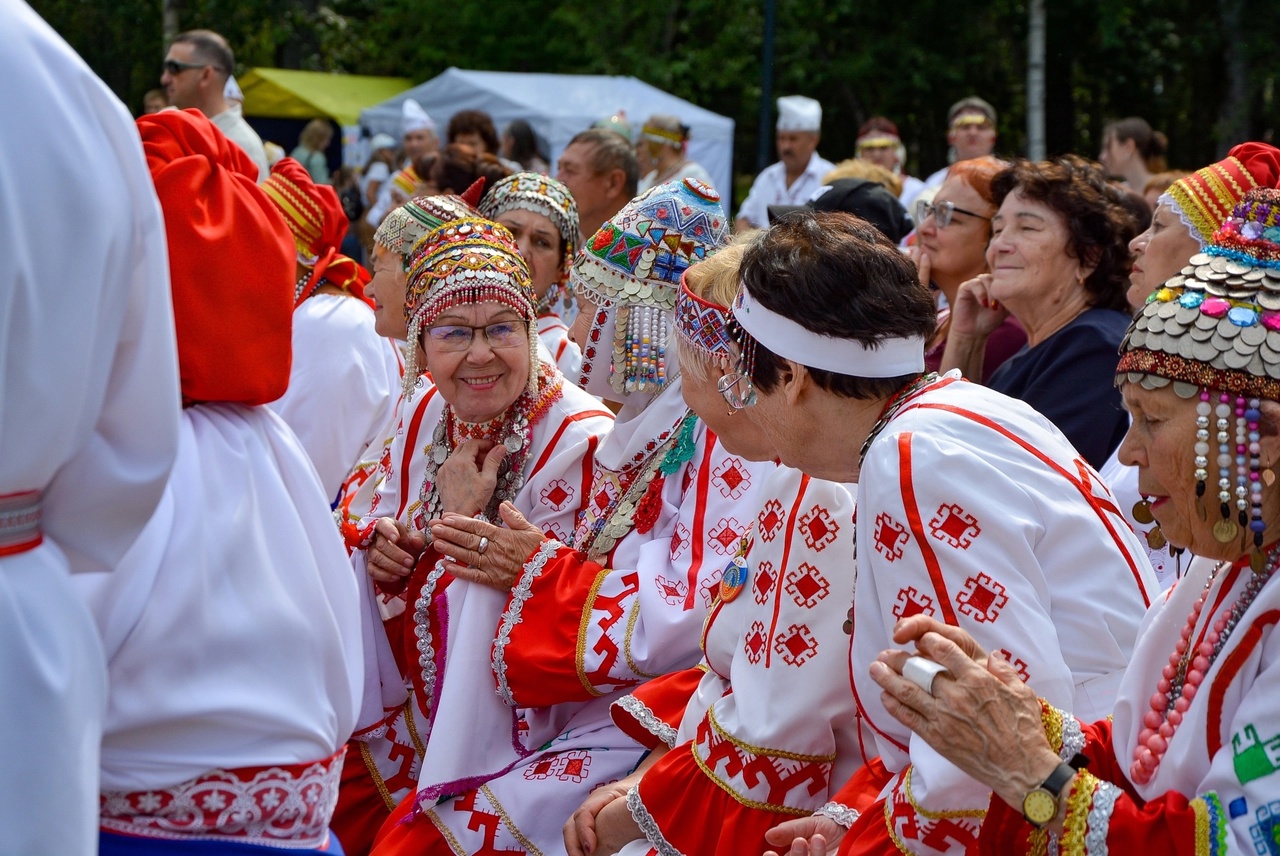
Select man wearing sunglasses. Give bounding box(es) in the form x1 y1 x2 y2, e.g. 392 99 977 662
161 29 270 182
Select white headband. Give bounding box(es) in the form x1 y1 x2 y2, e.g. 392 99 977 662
732 287 925 377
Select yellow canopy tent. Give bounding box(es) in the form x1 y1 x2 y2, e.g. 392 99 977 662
239 68 413 167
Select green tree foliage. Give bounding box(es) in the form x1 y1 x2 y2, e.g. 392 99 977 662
27 0 1280 186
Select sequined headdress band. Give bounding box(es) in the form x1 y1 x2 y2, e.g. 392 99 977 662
674 270 735 360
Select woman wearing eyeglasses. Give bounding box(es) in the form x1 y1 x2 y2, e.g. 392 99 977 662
912 156 1026 383
939 155 1138 469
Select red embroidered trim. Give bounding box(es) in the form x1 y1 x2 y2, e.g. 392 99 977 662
99 747 345 846
0 490 42 556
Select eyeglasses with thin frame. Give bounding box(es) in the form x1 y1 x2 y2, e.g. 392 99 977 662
163 59 212 76
914 199 991 229
425 320 528 352
718 370 758 410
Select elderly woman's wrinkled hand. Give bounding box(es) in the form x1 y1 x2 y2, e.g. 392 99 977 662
436 438 507 518
366 516 427 583
950 274 1009 339
431 501 548 592
564 777 634 856
763 813 844 856
868 616 1062 811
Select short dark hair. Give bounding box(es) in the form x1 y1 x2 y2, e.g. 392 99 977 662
740 211 937 400
429 143 511 195
447 110 500 155
171 30 233 79
990 155 1138 313
568 128 639 199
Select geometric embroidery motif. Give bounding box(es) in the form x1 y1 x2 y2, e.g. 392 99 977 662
669 522 690 559
927 502 981 550
712 458 753 499
522 749 592 782
753 560 777 605
539 478 575 512
798 505 839 552
874 512 909 563
892 586 935 620
757 499 786 542
744 621 767 664
1247 799 1280 856
654 574 688 606
773 623 818 667
993 649 1030 682
708 517 745 556
785 562 831 609
1233 724 1280 786
955 572 1008 623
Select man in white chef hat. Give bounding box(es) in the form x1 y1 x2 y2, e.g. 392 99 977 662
366 98 439 229
735 95 836 230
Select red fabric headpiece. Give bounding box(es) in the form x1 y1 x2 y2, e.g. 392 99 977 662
137 109 294 406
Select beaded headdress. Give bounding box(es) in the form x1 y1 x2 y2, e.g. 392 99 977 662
479 172 580 314
573 177 729 397
403 217 539 396
261 157 344 266
1118 186 1280 563
1160 142 1280 246
373 193 479 266
674 269 735 361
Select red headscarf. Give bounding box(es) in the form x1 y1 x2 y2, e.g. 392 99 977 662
137 109 294 406
263 157 372 306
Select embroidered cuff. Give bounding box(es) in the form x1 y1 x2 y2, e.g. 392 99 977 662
613 694 679 748
815 800 860 829
626 785 686 856
493 540 561 706
1040 699 1085 761
1061 770 1122 856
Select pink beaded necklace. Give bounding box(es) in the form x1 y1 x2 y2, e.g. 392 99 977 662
1130 549 1278 785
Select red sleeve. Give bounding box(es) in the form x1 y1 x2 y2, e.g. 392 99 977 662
610 667 705 750
499 542 609 707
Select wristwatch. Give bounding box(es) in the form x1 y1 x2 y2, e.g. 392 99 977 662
1021 762 1077 828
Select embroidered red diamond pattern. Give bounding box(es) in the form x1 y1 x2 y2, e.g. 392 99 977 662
956 572 1008 623
798 505 839 551
592 479 618 512
523 757 556 780
785 563 831 609
994 648 1031 682
893 586 936 620
669 522 690 559
712 458 753 499
874 513 909 563
928 503 981 549
708 518 744 555
757 500 785 542
753 560 776 605
700 572 720 607
681 463 697 497
744 621 767 664
539 479 574 512
655 575 688 605
773 623 819 667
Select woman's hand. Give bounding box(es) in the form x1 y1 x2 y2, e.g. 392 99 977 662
591 793 644 855
436 438 507 517
763 814 845 856
431 502 547 592
564 778 636 856
908 245 933 293
366 516 426 583
949 274 1009 339
868 616 1061 811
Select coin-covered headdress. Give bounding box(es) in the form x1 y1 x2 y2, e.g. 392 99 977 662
1118 186 1280 562
479 172 580 315
572 177 729 401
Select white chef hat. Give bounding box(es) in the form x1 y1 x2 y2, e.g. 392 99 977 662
402 99 436 135
777 95 822 132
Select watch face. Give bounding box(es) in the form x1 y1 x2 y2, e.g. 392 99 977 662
1023 789 1058 826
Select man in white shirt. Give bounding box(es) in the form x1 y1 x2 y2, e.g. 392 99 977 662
735 95 836 230
364 99 438 229
161 28 270 181
920 95 999 193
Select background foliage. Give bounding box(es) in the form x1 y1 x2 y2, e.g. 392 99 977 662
32 0 1280 186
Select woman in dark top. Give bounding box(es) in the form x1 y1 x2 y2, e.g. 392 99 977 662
942 155 1138 468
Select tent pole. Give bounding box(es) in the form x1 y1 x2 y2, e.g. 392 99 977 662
757 0 776 173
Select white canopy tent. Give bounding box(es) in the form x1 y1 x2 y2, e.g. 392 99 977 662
359 67 735 208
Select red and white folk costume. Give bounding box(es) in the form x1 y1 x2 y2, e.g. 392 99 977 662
611 279 866 855
0 8 181 851
371 180 772 855
77 110 362 853
978 187 1280 855
479 171 585 377
262 157 401 501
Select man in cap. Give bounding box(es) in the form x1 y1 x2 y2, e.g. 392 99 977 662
856 116 927 208
161 29 270 180
921 95 999 192
636 113 714 194
735 95 836 230
366 99 439 229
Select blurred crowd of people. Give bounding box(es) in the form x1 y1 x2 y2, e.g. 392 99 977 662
8 7 1280 856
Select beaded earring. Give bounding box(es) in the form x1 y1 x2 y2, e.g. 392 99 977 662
1213 392 1239 543
1247 397 1266 571
1194 390 1211 522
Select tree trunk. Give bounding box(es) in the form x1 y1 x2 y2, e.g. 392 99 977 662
1026 0 1046 160
1216 0 1249 157
162 0 180 46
